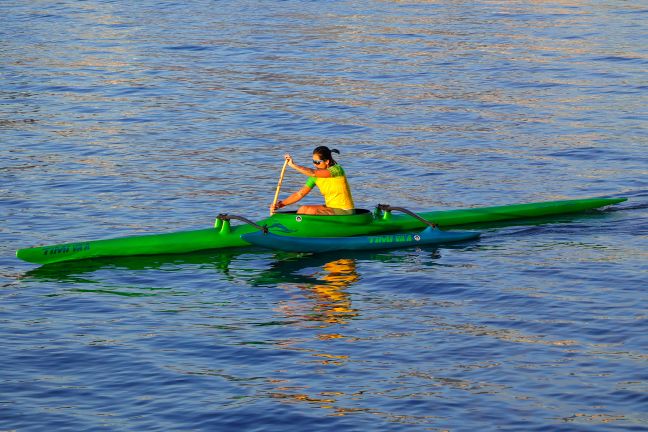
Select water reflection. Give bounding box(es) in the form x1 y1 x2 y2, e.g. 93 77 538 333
20 247 436 324
19 242 461 285
275 258 359 326
20 249 241 283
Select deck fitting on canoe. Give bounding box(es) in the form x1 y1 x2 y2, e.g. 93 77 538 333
376 205 438 228
216 214 268 233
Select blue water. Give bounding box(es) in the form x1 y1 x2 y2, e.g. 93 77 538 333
1 1 647 430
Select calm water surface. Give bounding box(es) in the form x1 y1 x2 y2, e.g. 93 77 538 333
1 1 647 431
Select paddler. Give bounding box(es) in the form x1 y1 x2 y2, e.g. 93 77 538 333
271 146 355 215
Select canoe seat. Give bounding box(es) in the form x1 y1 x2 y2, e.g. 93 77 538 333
278 209 371 216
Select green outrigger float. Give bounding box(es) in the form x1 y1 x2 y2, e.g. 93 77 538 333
16 196 626 265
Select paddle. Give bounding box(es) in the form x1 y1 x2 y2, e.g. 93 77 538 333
270 158 289 215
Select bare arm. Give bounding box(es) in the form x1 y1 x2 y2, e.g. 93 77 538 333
285 154 331 178
271 185 313 211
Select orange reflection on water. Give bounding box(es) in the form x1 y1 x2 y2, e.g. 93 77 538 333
277 258 360 326
267 258 362 410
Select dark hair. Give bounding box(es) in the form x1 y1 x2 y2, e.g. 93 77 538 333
313 146 340 165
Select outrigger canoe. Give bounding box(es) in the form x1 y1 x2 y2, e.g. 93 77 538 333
16 196 626 265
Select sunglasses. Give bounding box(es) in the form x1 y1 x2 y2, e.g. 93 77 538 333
313 159 326 165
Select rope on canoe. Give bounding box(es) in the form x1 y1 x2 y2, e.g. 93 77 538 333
217 214 269 233
376 204 438 228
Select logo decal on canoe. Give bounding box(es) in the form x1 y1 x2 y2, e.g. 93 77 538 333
368 234 414 244
295 216 302 222
414 235 421 241
267 223 295 233
42 242 91 256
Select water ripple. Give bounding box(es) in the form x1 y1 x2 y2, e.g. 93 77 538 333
2 1 647 431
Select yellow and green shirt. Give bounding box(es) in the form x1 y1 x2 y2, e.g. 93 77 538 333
305 164 354 210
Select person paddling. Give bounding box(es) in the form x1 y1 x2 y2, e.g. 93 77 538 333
271 146 355 215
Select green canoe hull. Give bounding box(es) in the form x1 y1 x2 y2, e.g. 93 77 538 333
16 196 626 265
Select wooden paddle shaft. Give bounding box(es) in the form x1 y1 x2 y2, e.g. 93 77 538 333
271 159 289 215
